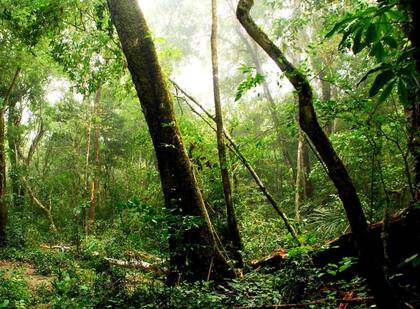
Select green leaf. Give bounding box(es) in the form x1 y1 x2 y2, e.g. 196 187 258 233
358 65 385 86
365 23 378 45
375 42 386 61
370 42 385 61
369 70 394 97
379 79 396 102
398 78 409 105
383 36 398 49
0 300 10 309
398 253 420 268
338 30 352 49
325 16 357 38
352 27 365 54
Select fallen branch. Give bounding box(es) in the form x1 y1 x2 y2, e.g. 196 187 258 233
234 297 374 309
40 244 72 251
103 257 165 275
171 79 300 244
40 243 166 275
22 177 57 232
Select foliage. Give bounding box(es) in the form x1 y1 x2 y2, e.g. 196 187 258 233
235 64 266 101
325 1 417 104
0 0 418 307
0 269 32 309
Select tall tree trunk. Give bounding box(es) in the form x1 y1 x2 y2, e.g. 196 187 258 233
108 0 234 284
89 86 102 227
211 0 244 269
399 0 420 203
294 130 303 225
7 97 24 209
302 141 313 199
236 1 399 307
319 70 333 135
0 68 21 246
0 108 6 246
26 120 45 166
83 100 92 235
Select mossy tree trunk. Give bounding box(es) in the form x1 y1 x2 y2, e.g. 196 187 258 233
7 96 24 209
107 0 233 284
236 1 399 307
399 0 420 203
0 68 21 246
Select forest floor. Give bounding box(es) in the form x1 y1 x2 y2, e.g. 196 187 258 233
1 209 419 309
0 260 54 293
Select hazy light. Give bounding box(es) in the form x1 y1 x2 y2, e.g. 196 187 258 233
137 0 154 13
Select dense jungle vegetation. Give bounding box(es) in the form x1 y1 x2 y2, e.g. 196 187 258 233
0 0 419 308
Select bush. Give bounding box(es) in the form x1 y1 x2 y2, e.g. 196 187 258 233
0 269 33 309
29 250 71 276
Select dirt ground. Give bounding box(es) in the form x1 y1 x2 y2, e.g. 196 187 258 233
0 260 54 292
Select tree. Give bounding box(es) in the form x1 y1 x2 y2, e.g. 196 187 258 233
107 0 234 283
325 0 419 204
211 0 243 269
0 68 20 246
89 86 102 228
236 0 400 307
399 0 419 202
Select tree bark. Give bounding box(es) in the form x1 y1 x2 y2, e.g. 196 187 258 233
26 120 45 166
0 108 6 246
0 68 21 246
7 96 24 209
83 98 92 235
108 0 234 284
211 0 244 269
302 141 313 199
236 1 399 307
294 130 303 225
399 0 420 203
89 86 102 226
319 70 334 135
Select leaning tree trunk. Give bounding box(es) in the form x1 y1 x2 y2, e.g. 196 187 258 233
211 0 244 269
236 1 399 308
0 68 20 246
171 80 300 244
108 0 234 284
23 177 57 233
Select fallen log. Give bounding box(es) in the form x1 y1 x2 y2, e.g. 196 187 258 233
251 207 420 273
313 206 420 269
103 257 165 275
40 244 166 275
40 244 72 252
